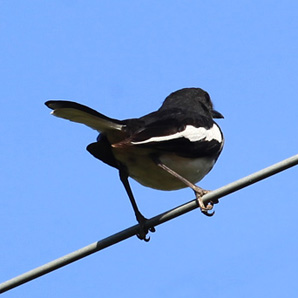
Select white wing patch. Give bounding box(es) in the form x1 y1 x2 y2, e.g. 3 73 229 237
132 123 222 145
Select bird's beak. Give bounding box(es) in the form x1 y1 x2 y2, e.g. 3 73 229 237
212 109 224 119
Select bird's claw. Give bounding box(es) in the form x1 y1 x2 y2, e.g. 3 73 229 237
137 226 156 242
194 189 215 217
201 204 215 217
136 215 156 242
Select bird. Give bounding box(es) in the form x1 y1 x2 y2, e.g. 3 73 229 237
45 88 224 241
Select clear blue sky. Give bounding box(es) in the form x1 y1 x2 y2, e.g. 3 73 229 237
1 1 298 297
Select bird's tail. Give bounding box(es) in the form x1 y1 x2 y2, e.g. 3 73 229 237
45 100 125 133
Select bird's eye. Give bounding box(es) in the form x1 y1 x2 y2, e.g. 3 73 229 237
204 93 212 106
201 103 210 114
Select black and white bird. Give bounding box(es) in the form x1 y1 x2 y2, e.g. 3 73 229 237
45 88 224 241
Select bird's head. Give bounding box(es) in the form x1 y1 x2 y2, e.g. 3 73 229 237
161 88 224 119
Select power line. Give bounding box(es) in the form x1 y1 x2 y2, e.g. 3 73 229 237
1 154 298 294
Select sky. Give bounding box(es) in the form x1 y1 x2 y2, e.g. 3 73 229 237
1 1 298 297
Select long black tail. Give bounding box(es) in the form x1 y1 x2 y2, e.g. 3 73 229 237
45 100 125 133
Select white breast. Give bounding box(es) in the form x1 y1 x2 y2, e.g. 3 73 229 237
114 148 216 191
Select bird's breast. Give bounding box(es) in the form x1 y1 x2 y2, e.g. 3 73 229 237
113 147 216 190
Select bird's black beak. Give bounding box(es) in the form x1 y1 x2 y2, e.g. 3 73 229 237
212 109 224 119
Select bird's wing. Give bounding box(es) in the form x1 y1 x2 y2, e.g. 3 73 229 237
45 100 125 132
113 111 223 158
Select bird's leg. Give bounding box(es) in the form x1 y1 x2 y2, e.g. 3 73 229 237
119 167 155 241
154 158 215 216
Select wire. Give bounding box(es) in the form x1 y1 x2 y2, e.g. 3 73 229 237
1 154 298 294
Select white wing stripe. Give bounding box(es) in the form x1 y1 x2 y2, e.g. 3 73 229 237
132 124 222 145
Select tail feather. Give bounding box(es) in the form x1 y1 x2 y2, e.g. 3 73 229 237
45 100 125 132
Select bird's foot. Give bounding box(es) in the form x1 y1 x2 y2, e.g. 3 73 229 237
194 187 215 217
136 214 156 242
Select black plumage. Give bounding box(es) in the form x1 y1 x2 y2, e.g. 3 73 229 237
45 87 224 241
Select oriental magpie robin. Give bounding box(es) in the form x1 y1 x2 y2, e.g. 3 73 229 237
45 88 224 241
